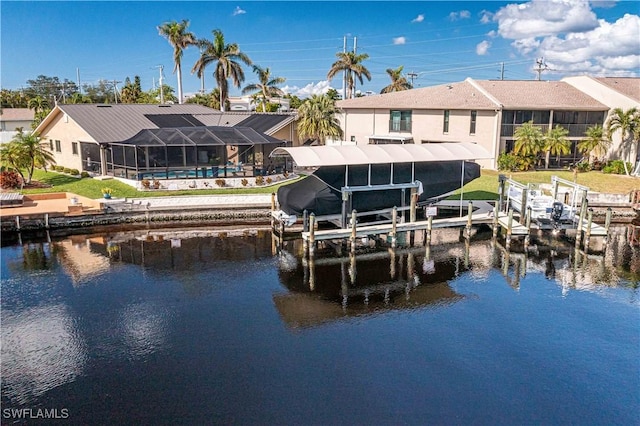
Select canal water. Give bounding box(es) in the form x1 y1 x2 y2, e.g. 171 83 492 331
1 226 639 425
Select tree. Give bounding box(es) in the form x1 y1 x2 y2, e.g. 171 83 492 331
606 107 640 176
185 88 228 110
578 124 611 163
513 121 544 158
241 65 285 112
0 131 55 184
68 93 93 104
25 75 78 104
297 94 343 145
543 125 570 169
0 89 28 108
380 66 412 93
120 76 143 103
192 29 252 111
283 93 303 110
82 80 112 103
27 96 51 128
158 20 197 105
327 51 371 99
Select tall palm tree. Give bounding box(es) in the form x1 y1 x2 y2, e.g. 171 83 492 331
297 94 343 145
327 51 371 99
158 19 197 104
380 66 412 94
192 29 252 111
1 131 55 184
606 107 640 175
543 125 571 169
241 65 286 112
513 121 544 158
578 124 610 164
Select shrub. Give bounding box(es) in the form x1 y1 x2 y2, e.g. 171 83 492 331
602 160 632 175
283 170 289 178
574 160 591 172
141 179 151 189
69 169 79 176
152 179 161 189
215 179 226 187
266 177 273 185
497 153 520 172
80 171 90 178
255 176 264 185
55 165 64 172
63 167 72 174
0 170 22 189
241 178 249 187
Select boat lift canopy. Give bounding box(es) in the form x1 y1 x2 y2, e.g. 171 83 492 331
270 142 491 167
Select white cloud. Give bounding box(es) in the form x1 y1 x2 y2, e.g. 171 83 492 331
449 10 471 21
282 81 333 98
412 14 425 23
476 40 491 55
480 10 494 24
494 0 599 39
232 6 246 16
393 37 406 45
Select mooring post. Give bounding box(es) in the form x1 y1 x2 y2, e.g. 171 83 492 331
492 202 499 238
465 201 473 239
524 206 532 249
350 209 357 253
506 208 514 250
519 187 528 225
426 215 433 246
584 208 594 251
605 207 612 236
308 213 316 257
44 213 49 229
498 174 506 212
410 190 417 223
270 192 276 229
15 215 20 232
391 206 398 249
303 210 309 232
279 220 285 250
576 192 587 247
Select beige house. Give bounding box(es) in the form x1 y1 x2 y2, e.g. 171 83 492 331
335 77 637 170
34 104 299 179
0 108 35 143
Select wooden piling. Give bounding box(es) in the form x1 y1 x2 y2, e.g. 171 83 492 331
519 188 528 225
492 202 499 238
44 213 49 229
308 213 316 256
350 209 357 253
524 206 532 249
506 209 514 249
584 208 594 251
426 215 433 246
391 206 398 248
15 215 20 232
465 201 473 238
605 207 612 235
576 192 587 247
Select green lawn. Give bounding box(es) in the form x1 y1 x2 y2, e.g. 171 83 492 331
18 168 640 201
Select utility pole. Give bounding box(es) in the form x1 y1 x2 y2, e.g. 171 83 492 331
112 80 121 104
352 36 357 98
499 62 505 80
155 65 165 104
77 68 82 94
342 36 347 101
534 57 548 81
408 71 418 87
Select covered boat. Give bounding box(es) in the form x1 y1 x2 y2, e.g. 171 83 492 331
270 143 490 220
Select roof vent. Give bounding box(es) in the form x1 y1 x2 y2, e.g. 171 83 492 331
96 105 112 108
158 105 171 107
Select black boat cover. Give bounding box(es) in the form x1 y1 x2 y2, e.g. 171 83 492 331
277 161 480 216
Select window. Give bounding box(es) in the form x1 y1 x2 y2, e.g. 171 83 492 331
72 142 78 155
443 110 450 133
55 140 61 152
389 110 411 132
470 110 477 134
49 139 54 150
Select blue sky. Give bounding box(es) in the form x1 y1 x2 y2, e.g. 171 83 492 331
1 1 638 98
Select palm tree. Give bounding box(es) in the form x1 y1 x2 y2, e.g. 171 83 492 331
513 121 544 159
27 96 49 114
158 20 197 105
380 66 412 94
543 125 571 169
606 107 640 175
241 65 286 112
297 94 343 145
578 124 610 164
192 29 252 111
327 51 371 99
0 131 55 184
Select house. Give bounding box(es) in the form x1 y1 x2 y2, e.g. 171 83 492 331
34 104 299 179
563 76 640 165
0 108 35 143
335 77 632 169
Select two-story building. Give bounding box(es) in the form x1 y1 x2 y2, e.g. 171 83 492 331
336 77 640 169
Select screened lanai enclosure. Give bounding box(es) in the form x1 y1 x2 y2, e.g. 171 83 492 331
82 126 288 180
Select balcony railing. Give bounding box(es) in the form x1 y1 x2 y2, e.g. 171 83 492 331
389 119 411 132
501 123 593 138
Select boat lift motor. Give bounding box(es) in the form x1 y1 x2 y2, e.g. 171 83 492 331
551 201 564 223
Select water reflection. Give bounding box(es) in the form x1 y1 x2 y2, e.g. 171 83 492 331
1 305 86 405
120 302 170 359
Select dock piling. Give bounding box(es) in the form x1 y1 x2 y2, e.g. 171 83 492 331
391 206 398 248
465 201 473 239
350 210 357 253
506 209 514 250
308 213 316 257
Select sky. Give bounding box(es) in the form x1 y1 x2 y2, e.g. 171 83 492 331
1 0 639 99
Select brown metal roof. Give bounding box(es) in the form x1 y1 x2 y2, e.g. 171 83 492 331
594 77 640 102
337 80 499 110
38 104 222 142
473 80 608 110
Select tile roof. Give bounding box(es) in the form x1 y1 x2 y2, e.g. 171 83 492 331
594 77 640 102
0 108 35 121
337 80 499 110
337 78 608 111
474 80 609 110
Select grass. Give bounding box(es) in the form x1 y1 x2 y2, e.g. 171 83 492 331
21 170 302 199
451 169 640 201
16 168 640 201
